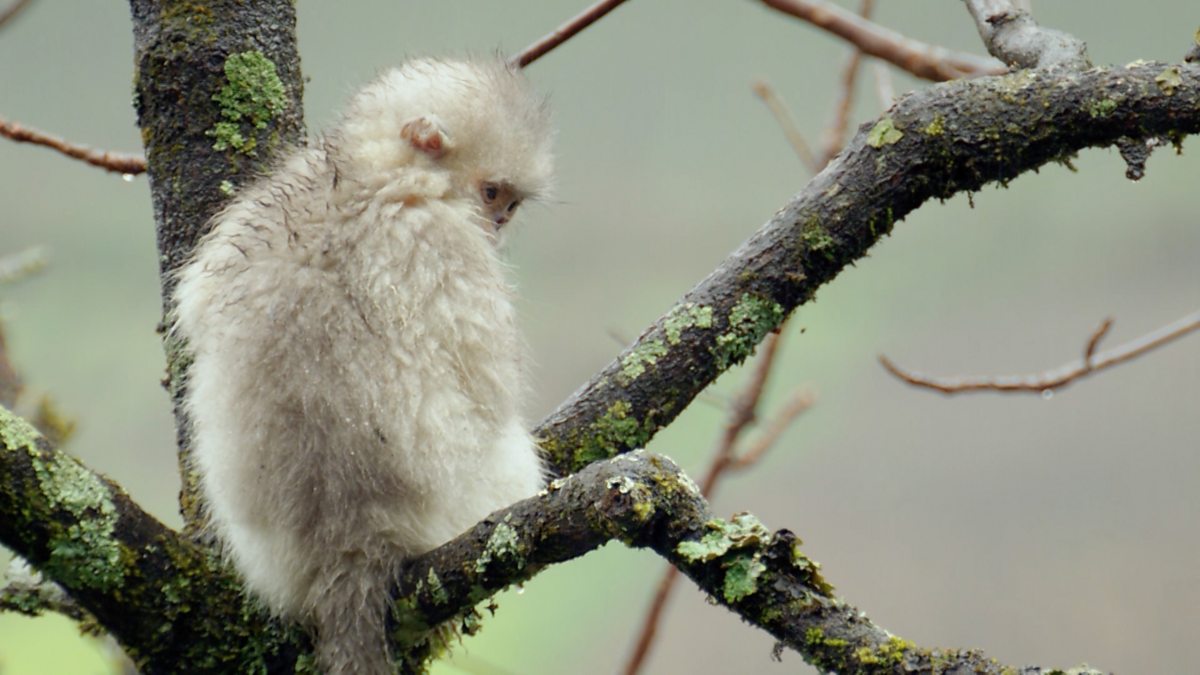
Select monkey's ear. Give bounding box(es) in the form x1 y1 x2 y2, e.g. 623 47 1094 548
400 116 451 159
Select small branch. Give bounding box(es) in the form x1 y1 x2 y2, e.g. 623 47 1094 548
760 0 1005 81
511 0 632 68
752 82 819 172
872 61 896 107
879 312 1200 395
0 116 146 175
1 559 89 622
963 0 1090 69
0 0 32 30
819 0 876 167
0 246 48 285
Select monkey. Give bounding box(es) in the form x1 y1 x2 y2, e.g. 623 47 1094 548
171 57 553 674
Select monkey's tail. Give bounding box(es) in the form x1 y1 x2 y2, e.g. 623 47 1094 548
311 555 396 675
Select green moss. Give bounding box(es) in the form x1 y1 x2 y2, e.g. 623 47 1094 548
663 303 714 345
425 568 449 606
570 400 655 467
800 217 836 259
219 179 236 196
1088 98 1118 118
712 294 785 370
867 118 904 147
923 114 945 137
474 522 521 574
209 51 287 154
620 339 668 380
1155 66 1182 95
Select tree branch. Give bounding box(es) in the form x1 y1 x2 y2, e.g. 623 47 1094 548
880 311 1200 395
511 0 632 68
534 62 1200 479
0 116 147 175
0 0 32 30
760 0 1005 80
128 0 307 532
963 0 1090 69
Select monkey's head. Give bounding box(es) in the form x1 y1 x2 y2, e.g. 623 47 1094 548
334 57 554 235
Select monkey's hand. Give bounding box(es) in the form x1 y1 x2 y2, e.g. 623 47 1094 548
401 115 450 159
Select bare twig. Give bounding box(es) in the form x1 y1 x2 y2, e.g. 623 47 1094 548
1 558 88 622
818 0 875 166
0 116 146 175
760 0 1005 81
963 0 1090 69
511 0 631 68
0 0 32 30
880 312 1200 395
872 60 896 108
0 247 48 285
751 81 819 172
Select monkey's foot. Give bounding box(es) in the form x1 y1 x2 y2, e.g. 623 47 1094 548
401 116 450 159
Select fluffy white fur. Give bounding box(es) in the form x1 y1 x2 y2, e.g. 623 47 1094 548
172 57 552 675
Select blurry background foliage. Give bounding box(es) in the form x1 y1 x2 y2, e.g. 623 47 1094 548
1 1 1197 673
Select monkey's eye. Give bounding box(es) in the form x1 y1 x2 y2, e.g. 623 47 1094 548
506 200 520 213
481 183 499 203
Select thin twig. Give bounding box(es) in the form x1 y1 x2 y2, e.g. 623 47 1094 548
510 0 631 68
733 389 815 469
818 0 875 167
761 0 1005 81
0 0 32 30
879 312 1200 395
752 81 819 173
0 116 146 175
871 60 896 108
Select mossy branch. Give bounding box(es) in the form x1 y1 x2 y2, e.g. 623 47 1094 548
534 61 1200 478
0 408 1099 673
128 0 307 532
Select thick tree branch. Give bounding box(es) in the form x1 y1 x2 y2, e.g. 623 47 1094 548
761 0 1005 80
534 62 1200 478
963 0 1090 69
129 0 307 532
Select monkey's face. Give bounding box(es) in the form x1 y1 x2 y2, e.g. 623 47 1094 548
478 180 524 232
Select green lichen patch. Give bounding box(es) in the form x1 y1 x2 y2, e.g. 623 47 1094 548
620 339 668 380
800 217 836 259
855 636 915 666
1088 98 1118 118
923 114 945 137
712 294 785 370
425 567 449 606
209 51 287 154
7 409 124 591
1155 66 1183 95
475 522 521 574
663 303 714 345
722 553 767 603
676 513 770 563
569 400 655 468
867 118 903 147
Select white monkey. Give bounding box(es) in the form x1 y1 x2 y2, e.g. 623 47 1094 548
172 57 553 674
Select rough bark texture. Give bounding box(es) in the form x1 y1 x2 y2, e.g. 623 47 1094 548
1 2 1198 672
535 61 1200 478
129 0 306 530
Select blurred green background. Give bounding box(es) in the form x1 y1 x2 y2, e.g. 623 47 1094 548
1 1 1197 673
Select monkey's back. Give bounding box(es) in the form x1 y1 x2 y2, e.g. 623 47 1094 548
174 147 544 619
